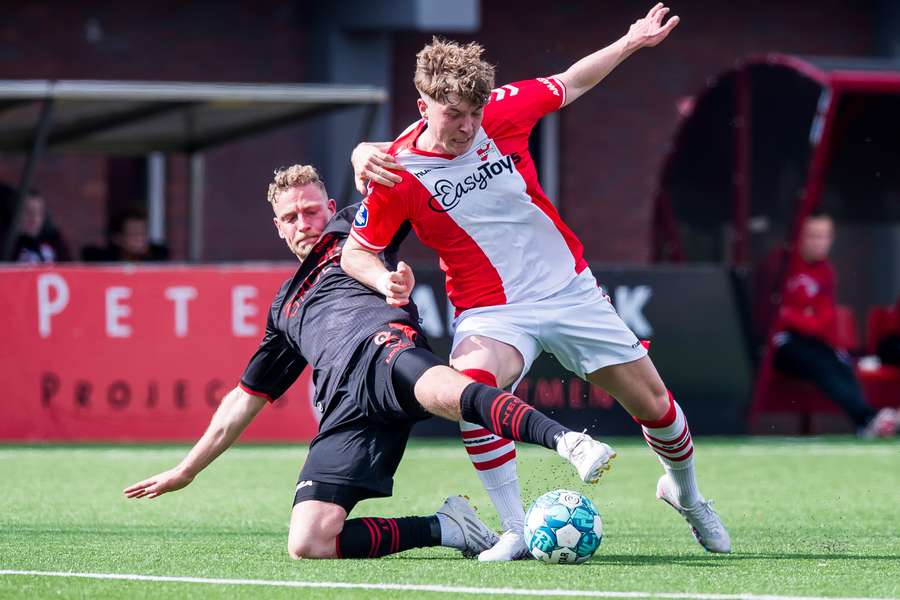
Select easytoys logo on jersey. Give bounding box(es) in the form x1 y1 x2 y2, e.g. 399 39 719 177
426 152 521 212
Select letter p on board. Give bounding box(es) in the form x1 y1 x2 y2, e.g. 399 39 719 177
37 273 70 338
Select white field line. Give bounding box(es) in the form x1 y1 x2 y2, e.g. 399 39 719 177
0 570 896 600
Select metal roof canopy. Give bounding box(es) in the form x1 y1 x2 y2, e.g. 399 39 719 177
0 79 387 259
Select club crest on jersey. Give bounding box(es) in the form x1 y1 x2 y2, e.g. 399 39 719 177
354 204 368 228
475 141 493 162
427 152 521 212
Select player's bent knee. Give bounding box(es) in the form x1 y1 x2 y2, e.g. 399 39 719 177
288 501 346 559
288 526 340 559
288 533 340 559
630 386 670 422
413 365 468 421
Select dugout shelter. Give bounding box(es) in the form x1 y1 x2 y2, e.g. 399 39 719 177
0 79 387 261
651 53 900 432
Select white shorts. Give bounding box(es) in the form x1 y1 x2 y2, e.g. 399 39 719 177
451 270 647 390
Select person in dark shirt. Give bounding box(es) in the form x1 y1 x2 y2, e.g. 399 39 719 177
82 207 168 262
125 164 613 560
10 190 71 263
772 213 896 437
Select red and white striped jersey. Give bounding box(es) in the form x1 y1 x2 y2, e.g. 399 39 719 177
350 77 588 314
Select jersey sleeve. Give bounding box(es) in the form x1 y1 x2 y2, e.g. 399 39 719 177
239 306 307 402
483 77 566 137
349 177 412 252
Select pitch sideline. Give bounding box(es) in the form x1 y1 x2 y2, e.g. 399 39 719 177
0 569 896 600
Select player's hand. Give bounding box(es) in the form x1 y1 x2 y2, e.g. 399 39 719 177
626 3 679 50
376 261 415 307
123 467 195 500
352 143 403 195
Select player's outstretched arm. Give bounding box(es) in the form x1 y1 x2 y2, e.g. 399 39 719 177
351 142 402 194
341 236 415 307
123 387 267 499
554 2 679 107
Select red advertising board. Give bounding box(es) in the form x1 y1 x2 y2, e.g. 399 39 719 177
0 265 320 441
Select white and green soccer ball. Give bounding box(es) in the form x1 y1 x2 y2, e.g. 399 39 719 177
524 489 603 564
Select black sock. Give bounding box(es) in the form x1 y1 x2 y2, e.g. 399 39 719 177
460 382 570 450
337 516 440 558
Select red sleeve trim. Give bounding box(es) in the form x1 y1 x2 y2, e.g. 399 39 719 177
349 229 387 252
551 76 567 107
238 382 276 403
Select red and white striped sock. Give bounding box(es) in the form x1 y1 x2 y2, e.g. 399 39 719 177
459 368 525 533
636 391 701 507
460 421 523 532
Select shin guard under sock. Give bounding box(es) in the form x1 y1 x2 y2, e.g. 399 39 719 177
336 516 440 558
460 382 569 450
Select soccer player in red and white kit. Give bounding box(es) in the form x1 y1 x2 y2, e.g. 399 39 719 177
342 4 731 560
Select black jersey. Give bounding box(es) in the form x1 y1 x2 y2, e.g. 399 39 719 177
239 204 421 410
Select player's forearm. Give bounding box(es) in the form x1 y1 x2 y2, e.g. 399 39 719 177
176 387 266 478
556 35 637 106
341 243 391 294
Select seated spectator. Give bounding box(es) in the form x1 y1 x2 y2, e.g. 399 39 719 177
10 189 71 263
82 208 168 262
771 212 896 438
876 296 900 367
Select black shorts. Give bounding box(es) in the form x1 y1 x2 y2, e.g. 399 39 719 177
294 322 442 512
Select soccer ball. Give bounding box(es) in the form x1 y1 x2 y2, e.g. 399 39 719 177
524 489 603 564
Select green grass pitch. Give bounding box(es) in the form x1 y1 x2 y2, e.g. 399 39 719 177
1 437 898 599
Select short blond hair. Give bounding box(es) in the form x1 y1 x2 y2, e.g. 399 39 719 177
267 164 327 205
414 36 495 107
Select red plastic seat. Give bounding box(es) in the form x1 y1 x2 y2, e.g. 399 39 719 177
751 306 898 434
834 305 860 352
865 306 897 354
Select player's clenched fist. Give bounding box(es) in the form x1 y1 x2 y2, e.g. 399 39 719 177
376 260 415 307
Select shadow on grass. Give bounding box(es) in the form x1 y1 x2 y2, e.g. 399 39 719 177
580 552 899 567
383 551 900 564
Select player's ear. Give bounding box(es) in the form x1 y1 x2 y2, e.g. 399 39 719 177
327 199 337 217
417 97 428 119
273 217 284 239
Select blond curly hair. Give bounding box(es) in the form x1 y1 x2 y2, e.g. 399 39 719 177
267 164 327 205
414 36 495 107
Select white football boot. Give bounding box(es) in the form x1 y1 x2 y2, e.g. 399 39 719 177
556 431 617 484
478 529 531 562
656 474 732 553
860 407 897 439
436 496 499 558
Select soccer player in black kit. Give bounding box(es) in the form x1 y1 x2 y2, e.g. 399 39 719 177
125 164 614 560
